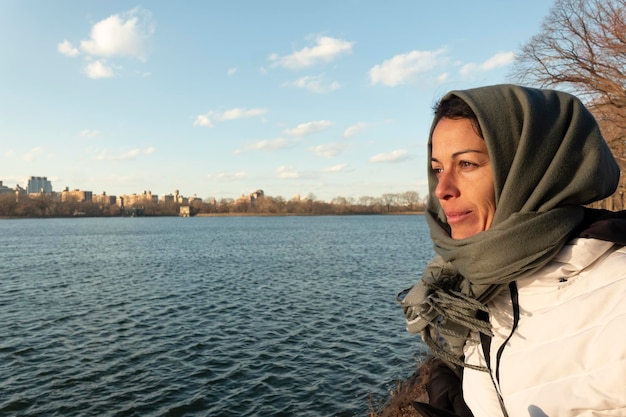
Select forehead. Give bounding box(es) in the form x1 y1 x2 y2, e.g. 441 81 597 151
431 118 487 155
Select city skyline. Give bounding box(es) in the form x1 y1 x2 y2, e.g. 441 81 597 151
1 1 554 201
3 174 421 202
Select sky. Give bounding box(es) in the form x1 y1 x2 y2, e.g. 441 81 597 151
0 1 555 202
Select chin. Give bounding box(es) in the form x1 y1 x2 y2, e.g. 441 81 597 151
451 228 482 240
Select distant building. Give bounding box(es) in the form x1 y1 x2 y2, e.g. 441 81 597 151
117 190 158 207
0 181 26 202
251 189 264 203
236 189 264 206
27 176 52 194
93 192 116 206
173 189 187 204
61 187 93 202
0 181 11 195
161 190 187 204
15 185 27 201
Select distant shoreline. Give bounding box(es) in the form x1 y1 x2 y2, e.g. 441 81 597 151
191 211 425 217
0 212 425 220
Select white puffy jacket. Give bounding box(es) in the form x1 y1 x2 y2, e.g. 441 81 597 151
462 238 626 417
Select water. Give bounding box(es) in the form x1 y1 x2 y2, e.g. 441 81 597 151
0 215 434 416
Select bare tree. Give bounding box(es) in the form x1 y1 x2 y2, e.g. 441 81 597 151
400 191 421 211
0 194 17 217
513 0 626 153
217 198 234 213
381 193 397 213
512 0 626 208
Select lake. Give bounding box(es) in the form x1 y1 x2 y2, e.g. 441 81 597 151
0 215 434 416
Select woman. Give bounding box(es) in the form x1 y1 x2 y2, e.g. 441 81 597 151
398 84 626 417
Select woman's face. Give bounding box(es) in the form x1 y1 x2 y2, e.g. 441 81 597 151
431 117 496 239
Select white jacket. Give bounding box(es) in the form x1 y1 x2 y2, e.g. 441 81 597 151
462 238 626 417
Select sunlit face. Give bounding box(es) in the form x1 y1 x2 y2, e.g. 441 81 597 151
431 117 496 239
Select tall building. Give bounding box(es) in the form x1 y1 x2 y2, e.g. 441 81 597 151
27 176 53 194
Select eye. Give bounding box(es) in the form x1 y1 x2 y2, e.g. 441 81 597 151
459 160 477 169
431 166 443 176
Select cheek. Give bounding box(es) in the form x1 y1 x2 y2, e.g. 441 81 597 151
477 181 496 215
478 171 496 212
482 191 496 223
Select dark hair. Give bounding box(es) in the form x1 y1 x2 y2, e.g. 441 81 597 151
433 95 483 138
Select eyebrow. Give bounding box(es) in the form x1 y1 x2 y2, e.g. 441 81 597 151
431 149 487 162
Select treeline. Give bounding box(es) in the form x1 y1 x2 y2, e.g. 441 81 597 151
202 191 424 215
0 191 425 218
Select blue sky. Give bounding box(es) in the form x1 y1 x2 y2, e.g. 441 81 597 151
0 1 554 202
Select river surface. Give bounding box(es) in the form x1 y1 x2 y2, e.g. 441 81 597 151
0 215 434 416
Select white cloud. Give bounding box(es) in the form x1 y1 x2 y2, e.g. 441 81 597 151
369 48 448 87
270 35 354 69
284 74 340 93
322 163 348 173
482 51 515 69
227 67 238 76
243 138 294 151
79 129 101 138
23 147 44 162
58 40 80 57
84 60 114 79
96 147 154 161
308 143 344 158
80 8 154 60
59 8 154 79
193 115 213 127
343 122 368 138
122 149 141 159
460 51 515 77
284 120 333 137
369 149 409 163
459 64 475 76
220 108 267 121
194 107 268 127
276 166 300 179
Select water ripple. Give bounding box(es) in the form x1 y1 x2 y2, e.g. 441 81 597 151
1 216 432 416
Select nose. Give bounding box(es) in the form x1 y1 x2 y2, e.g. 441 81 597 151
434 170 460 200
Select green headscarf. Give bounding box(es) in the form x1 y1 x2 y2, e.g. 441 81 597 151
399 84 620 369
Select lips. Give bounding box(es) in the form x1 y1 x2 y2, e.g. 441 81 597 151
444 210 472 224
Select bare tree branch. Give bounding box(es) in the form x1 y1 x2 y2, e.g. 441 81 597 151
511 0 626 204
